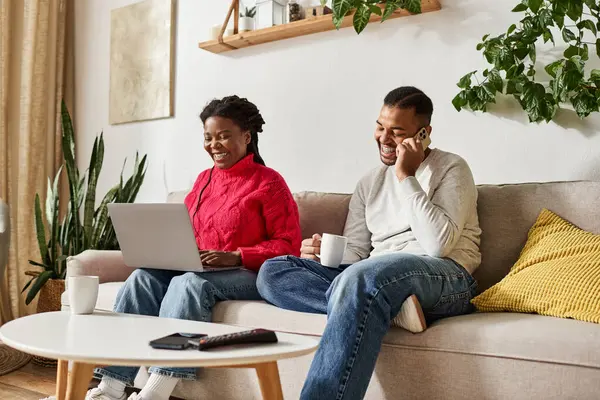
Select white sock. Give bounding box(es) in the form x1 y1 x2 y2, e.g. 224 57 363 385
98 377 126 399
139 374 179 400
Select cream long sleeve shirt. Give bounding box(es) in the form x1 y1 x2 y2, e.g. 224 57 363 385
342 148 482 274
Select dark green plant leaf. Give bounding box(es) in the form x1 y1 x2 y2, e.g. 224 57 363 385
476 85 496 102
597 38 600 58
482 34 490 41
488 69 504 92
529 43 537 64
27 259 48 269
553 11 565 28
507 24 517 35
61 100 82 253
404 0 421 14
498 46 514 69
83 133 104 249
466 89 485 111
91 186 118 248
457 71 476 89
584 0 599 11
591 69 600 87
512 3 528 12
370 5 382 16
49 166 62 275
515 43 530 60
577 19 597 35
34 194 48 267
545 60 564 78
353 4 372 33
553 0 567 15
452 91 468 111
528 0 543 13
562 28 576 42
543 30 554 43
21 276 35 294
382 0 401 21
537 8 554 27
568 55 585 74
56 255 68 278
563 68 584 91
563 45 579 59
522 81 547 118
25 270 54 305
571 89 599 118
332 0 353 28
566 0 583 21
506 79 519 94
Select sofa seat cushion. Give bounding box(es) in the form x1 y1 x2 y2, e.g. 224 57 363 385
63 282 600 370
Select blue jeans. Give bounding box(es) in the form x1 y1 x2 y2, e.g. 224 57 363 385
95 268 261 385
256 253 477 400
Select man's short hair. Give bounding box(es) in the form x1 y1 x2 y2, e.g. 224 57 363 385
384 87 433 124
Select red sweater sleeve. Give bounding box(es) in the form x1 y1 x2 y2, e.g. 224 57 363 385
237 179 302 271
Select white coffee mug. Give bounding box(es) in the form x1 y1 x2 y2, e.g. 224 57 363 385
318 233 348 268
68 276 99 315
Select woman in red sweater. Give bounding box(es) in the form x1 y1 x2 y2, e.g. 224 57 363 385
89 96 302 400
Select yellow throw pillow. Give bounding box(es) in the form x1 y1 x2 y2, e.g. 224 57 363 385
471 208 600 323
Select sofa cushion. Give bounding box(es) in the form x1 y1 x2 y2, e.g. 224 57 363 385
472 208 600 323
72 283 600 370
293 191 351 239
474 181 600 292
217 301 600 370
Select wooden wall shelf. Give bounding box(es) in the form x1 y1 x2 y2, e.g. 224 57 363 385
198 0 441 54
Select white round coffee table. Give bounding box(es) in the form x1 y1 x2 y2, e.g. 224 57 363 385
0 311 319 400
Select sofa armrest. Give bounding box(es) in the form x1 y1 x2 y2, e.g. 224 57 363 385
66 250 133 284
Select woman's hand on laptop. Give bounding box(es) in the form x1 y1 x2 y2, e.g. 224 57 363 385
300 234 321 262
199 250 242 267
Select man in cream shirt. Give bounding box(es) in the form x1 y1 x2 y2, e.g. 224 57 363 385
257 86 482 400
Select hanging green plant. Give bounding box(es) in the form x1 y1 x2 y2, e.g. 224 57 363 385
326 0 423 34
453 0 600 122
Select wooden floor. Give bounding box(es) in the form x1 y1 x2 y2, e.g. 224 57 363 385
0 362 57 399
0 362 183 399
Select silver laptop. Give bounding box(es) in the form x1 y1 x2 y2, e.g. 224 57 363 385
107 203 239 273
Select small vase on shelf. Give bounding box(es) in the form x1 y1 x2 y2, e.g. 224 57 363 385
239 6 256 32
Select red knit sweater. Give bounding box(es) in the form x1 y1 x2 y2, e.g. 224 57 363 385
184 154 302 271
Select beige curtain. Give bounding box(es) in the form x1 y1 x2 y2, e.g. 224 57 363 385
0 0 74 323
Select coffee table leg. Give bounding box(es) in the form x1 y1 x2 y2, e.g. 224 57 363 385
56 360 68 400
66 362 95 400
254 362 283 400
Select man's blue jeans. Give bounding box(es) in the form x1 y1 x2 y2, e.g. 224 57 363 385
94 268 261 385
256 253 478 400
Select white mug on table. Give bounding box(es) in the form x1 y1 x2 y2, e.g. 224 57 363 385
318 233 348 268
68 275 99 315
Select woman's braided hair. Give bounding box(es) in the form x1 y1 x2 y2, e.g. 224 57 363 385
200 95 266 166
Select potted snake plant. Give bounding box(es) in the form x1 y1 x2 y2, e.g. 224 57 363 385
23 101 148 317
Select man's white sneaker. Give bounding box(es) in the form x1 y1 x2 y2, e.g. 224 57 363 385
127 393 143 400
85 387 127 400
392 294 427 333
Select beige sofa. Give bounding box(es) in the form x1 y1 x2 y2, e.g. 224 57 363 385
62 181 600 400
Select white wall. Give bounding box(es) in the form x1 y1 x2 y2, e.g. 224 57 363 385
75 0 600 203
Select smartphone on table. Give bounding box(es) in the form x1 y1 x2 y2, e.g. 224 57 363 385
149 333 207 350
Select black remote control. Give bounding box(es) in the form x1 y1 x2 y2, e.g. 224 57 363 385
189 328 278 351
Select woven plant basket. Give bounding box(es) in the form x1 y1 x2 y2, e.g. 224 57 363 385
26 272 65 368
